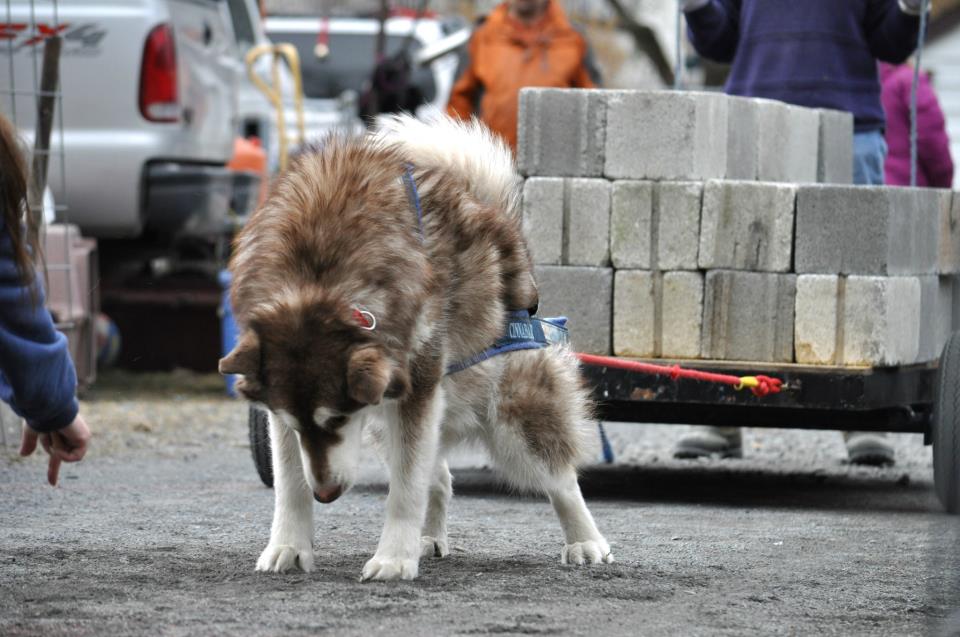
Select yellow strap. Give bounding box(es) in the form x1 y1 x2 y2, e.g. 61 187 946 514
734 376 759 391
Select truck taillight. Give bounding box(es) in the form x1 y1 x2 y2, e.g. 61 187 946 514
139 24 179 123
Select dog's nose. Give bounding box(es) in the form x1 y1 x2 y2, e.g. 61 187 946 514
313 484 343 504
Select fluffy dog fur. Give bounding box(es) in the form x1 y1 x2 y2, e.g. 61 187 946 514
220 115 612 580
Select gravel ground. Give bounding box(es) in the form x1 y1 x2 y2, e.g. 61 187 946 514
1 370 959 636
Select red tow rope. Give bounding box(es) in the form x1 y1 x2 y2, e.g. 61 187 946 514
575 353 784 398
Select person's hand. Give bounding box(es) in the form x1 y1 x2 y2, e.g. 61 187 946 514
19 415 92 486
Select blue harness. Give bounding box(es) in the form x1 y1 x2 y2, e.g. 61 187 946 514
446 311 570 375
400 167 565 375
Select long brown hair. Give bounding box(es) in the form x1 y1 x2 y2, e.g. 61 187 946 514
0 112 41 290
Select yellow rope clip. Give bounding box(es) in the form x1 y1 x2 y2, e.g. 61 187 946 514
734 376 759 391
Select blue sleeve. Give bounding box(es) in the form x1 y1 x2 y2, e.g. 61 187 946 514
685 0 741 64
863 0 921 64
0 221 78 433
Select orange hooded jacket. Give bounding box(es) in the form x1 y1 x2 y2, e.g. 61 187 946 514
446 1 598 152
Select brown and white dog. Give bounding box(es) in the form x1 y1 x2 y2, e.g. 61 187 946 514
220 115 612 581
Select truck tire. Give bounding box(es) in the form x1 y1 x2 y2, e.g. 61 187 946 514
248 405 274 488
933 331 960 513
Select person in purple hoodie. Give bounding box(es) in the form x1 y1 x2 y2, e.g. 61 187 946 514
674 0 927 466
0 114 91 486
880 61 954 188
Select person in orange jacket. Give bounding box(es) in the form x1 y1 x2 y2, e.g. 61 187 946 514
446 0 600 152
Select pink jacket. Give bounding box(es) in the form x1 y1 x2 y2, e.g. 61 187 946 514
880 62 954 188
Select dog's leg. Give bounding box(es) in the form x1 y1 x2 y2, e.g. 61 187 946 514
256 412 315 573
420 458 452 558
361 390 443 581
544 467 614 566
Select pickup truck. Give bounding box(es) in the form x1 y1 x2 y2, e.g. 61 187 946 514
0 0 239 241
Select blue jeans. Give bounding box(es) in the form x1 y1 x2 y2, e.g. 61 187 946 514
853 129 887 185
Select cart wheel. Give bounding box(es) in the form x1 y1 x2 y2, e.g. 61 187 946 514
933 332 960 513
248 405 274 488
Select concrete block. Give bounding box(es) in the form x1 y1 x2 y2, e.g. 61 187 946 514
535 266 612 355
610 181 701 270
522 178 563 265
605 90 728 181
843 276 920 366
817 109 854 184
756 100 819 183
937 190 959 274
566 178 611 266
795 185 939 275
918 275 954 362
795 275 921 366
702 270 796 362
613 270 703 358
610 181 653 269
518 88 606 177
698 180 796 272
725 96 759 180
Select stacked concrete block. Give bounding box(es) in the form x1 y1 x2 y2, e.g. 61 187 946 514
522 177 611 266
522 178 563 264
518 88 606 177
534 266 613 355
698 180 796 272
937 190 959 274
756 100 820 184
817 109 854 184
613 270 703 358
795 275 920 366
918 276 955 362
795 185 939 275
725 96 759 181
604 91 728 181
701 270 796 362
610 180 701 270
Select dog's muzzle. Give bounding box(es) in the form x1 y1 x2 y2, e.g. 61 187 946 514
313 484 343 504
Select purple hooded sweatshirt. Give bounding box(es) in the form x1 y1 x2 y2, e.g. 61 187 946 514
685 0 921 132
880 62 955 188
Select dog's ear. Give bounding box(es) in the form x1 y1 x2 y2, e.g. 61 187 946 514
219 331 266 401
346 347 408 405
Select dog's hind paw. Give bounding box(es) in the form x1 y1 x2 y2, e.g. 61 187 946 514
256 543 315 573
420 536 449 558
561 539 614 566
361 555 419 581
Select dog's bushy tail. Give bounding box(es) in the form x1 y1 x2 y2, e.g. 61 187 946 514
372 113 521 215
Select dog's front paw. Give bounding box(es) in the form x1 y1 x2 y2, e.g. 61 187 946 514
561 539 614 566
256 543 315 573
361 555 419 581
420 535 449 558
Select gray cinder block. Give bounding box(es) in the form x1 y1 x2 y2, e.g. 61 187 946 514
604 90 728 181
535 265 613 355
610 180 701 270
566 178 611 266
795 275 921 366
756 100 820 183
918 275 954 363
817 108 854 184
613 270 703 358
938 190 959 274
795 185 939 275
726 96 759 180
698 180 796 272
518 88 606 178
702 270 796 362
522 178 564 265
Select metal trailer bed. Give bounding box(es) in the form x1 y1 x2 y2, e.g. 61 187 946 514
246 334 960 515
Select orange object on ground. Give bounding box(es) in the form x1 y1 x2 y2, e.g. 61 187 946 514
446 1 597 152
227 137 268 206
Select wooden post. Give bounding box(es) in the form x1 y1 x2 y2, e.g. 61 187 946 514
27 35 62 224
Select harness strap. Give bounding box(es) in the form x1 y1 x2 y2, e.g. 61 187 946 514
446 311 569 375
401 163 424 242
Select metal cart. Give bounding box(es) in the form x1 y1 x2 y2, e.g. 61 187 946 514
246 333 960 514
